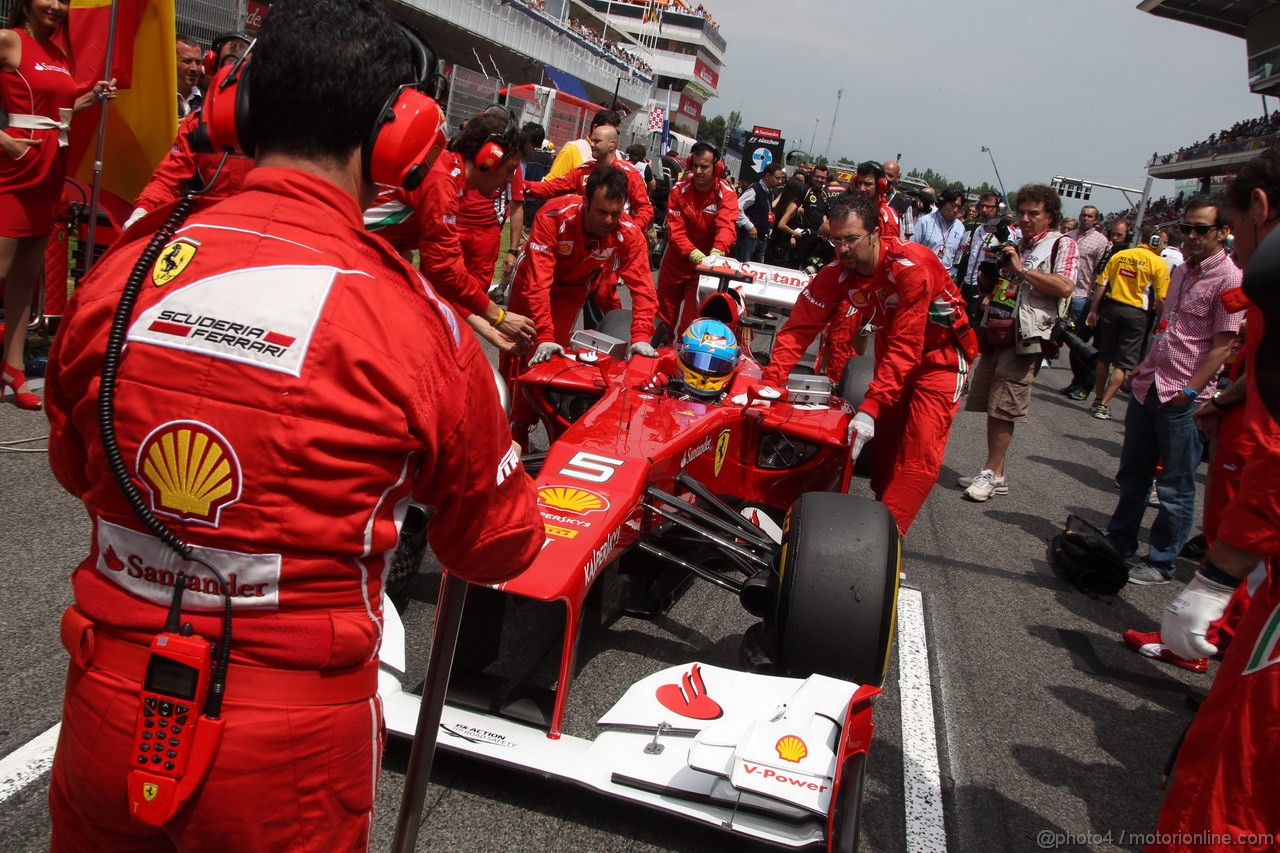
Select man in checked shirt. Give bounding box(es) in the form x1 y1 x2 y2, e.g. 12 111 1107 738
1103 195 1245 585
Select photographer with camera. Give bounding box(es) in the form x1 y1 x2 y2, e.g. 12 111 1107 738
776 164 831 272
958 184 1077 502
959 192 1018 326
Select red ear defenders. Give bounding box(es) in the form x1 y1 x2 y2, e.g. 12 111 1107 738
202 32 251 78
686 147 724 180
196 24 446 191
858 161 887 198
473 106 519 172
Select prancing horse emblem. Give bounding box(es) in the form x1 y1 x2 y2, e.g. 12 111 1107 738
152 238 200 287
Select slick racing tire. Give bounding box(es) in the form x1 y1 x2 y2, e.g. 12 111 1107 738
386 504 430 599
597 308 633 343
773 492 900 686
836 356 875 410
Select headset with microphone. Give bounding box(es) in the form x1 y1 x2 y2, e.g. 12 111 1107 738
197 24 446 191
687 141 724 180
472 105 519 172
857 161 888 198
202 32 251 78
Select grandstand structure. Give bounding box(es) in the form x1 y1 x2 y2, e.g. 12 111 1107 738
1140 0 1279 187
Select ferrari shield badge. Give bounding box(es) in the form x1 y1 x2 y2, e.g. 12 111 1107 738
142 783 159 802
714 431 730 476
152 237 199 287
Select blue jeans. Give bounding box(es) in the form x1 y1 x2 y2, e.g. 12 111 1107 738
733 233 765 263
1106 388 1204 571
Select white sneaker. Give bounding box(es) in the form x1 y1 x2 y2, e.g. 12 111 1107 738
961 469 1007 501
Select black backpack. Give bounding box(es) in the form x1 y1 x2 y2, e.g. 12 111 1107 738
1051 514 1129 596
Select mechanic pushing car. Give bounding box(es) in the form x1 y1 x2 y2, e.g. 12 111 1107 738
762 192 976 535
656 141 740 337
43 1 543 848
503 164 659 447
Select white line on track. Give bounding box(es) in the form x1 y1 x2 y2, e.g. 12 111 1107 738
898 586 947 852
0 723 59 805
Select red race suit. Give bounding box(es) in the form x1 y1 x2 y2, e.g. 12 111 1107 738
821 201 904 378
764 238 971 535
502 194 657 422
1149 301 1280 853
525 159 653 314
658 175 739 335
132 113 254 219
44 167 543 851
0 30 78 236
455 167 524 285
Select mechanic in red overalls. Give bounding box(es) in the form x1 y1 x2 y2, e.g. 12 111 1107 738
503 164 658 446
523 123 652 318
125 32 253 229
404 107 537 353
1152 151 1280 853
762 192 974 536
657 141 739 337
43 3 543 847
822 161 903 383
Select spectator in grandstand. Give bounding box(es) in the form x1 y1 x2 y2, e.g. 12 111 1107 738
1 2 116 411
1087 224 1171 420
176 33 203 117
1060 205 1111 399
1105 196 1243 585
547 108 620 179
958 184 1076 502
912 187 966 277
734 161 787 263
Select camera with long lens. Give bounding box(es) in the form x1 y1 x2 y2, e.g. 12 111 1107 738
1050 317 1099 368
977 218 1017 287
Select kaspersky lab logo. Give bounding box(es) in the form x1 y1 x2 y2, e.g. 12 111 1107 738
136 421 242 526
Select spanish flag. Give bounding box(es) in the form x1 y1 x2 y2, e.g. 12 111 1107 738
67 0 178 206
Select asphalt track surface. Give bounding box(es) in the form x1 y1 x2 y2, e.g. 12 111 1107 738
0 328 1213 852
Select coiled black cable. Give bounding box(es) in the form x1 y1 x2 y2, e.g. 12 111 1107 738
94 162 234 718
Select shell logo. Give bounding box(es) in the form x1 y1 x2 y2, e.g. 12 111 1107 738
775 735 808 763
137 421 242 526
538 486 610 516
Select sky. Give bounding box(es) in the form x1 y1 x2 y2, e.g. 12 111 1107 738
698 0 1269 215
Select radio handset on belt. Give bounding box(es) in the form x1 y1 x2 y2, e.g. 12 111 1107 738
97 161 236 826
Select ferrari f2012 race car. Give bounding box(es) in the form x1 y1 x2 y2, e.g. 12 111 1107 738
380 260 899 851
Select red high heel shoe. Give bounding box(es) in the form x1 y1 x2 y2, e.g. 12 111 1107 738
2 363 42 410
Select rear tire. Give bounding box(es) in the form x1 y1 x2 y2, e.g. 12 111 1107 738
772 492 900 686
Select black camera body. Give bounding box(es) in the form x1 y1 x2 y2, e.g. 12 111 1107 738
976 218 1016 287
1051 317 1099 368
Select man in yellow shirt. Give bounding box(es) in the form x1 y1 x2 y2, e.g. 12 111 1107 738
1086 225 1171 419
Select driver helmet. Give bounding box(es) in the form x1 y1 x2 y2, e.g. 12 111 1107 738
677 318 740 398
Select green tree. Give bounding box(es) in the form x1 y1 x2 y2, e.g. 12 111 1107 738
726 109 742 137
696 114 728 149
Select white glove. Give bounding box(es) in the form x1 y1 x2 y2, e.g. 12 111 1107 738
729 385 782 406
1161 572 1235 660
123 206 148 230
628 341 658 359
847 411 875 462
791 228 807 238
529 342 565 365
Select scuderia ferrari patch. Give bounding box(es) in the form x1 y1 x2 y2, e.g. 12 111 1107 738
128 265 345 376
152 237 199 287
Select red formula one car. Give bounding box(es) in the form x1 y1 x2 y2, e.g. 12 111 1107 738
380 262 900 851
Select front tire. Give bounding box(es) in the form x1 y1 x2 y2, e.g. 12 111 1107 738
772 492 900 686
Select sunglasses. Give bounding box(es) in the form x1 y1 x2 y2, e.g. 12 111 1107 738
1178 221 1219 236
